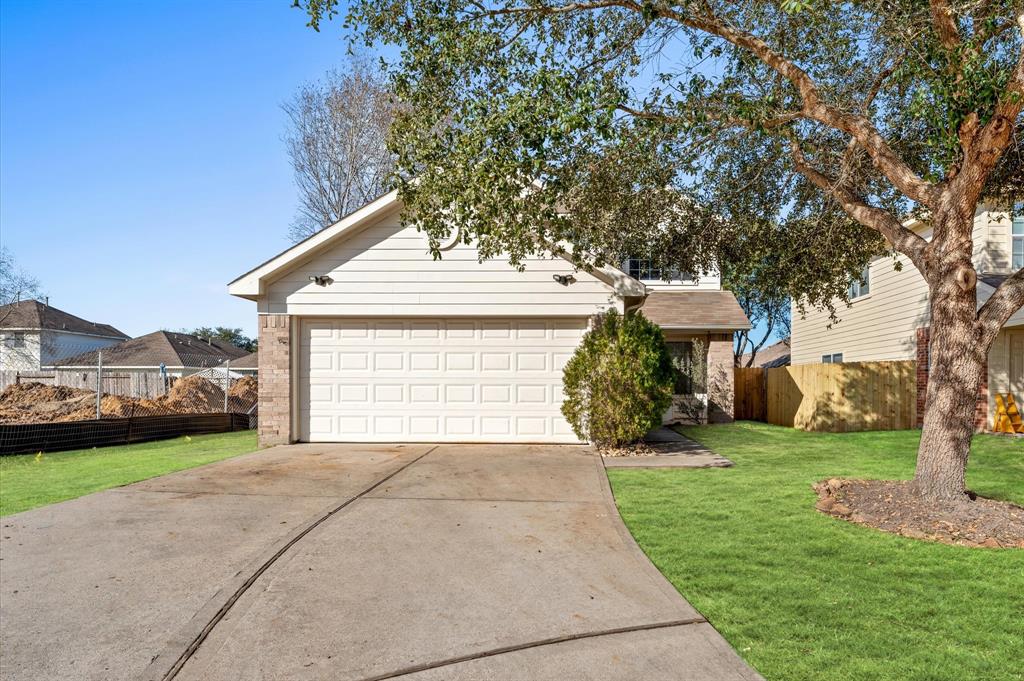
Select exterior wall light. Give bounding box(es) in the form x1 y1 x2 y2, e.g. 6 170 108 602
552 274 577 286
309 275 333 287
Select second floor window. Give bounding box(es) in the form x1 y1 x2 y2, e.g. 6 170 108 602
849 266 870 299
626 258 662 281
1013 213 1023 270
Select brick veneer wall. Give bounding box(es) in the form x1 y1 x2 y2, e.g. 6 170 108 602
258 314 292 446
706 333 735 424
915 327 988 431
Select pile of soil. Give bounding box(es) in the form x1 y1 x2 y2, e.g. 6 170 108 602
814 478 1024 548
227 376 258 413
0 374 259 424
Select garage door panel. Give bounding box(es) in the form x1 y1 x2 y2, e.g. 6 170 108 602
299 318 585 443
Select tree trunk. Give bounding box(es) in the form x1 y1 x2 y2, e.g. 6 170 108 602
912 207 989 503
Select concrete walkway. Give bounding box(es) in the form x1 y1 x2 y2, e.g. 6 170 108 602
0 444 760 681
603 427 735 468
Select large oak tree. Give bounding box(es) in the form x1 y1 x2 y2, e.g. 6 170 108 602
299 0 1024 504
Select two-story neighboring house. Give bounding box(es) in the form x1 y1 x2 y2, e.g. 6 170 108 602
0 299 129 371
791 206 1024 430
228 190 749 446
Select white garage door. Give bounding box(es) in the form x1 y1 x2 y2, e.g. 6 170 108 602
299 318 587 443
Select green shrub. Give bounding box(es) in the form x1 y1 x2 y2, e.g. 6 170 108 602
561 309 675 448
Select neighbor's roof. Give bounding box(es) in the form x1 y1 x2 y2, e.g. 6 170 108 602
0 299 128 339
741 337 791 368
55 331 249 368
638 290 751 330
227 190 645 300
218 351 257 369
978 272 1008 289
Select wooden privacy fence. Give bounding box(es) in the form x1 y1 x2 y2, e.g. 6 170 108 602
0 370 169 398
734 367 766 421
735 361 917 432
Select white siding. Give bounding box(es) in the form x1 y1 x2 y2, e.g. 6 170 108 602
42 331 125 366
791 207 1020 366
263 207 620 317
0 331 42 370
791 249 929 364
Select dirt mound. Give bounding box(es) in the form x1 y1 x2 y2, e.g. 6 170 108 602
0 375 259 424
0 382 93 407
161 374 226 414
814 478 1024 548
227 376 257 412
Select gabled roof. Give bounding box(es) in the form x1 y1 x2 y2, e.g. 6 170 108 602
55 331 250 368
227 190 645 299
637 291 751 331
0 300 128 339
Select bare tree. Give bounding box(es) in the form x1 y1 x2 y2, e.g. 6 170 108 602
283 59 396 242
0 248 40 324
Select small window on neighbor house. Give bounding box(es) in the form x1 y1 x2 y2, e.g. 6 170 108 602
5 333 25 348
821 353 843 364
849 266 870 299
1012 212 1023 270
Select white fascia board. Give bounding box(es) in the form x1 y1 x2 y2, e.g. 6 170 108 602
227 190 401 299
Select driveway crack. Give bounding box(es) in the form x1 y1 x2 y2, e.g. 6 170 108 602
358 617 708 680
154 446 439 681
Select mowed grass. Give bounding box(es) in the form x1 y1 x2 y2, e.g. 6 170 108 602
607 423 1024 681
0 430 258 516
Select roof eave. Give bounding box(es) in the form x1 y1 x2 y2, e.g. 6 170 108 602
228 190 401 299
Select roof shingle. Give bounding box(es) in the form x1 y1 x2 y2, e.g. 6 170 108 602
55 331 250 368
0 300 127 339
637 290 751 330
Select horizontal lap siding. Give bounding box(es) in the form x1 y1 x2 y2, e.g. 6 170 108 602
791 251 929 364
791 209 1011 366
265 210 618 317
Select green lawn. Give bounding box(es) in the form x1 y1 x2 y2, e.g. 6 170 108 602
608 422 1024 681
0 430 258 516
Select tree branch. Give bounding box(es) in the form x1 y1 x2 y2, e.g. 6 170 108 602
976 269 1024 345
951 12 1024 205
469 1 940 207
929 0 961 50
788 139 929 271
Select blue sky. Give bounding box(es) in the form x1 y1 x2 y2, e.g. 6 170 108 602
1 1 781 353
1 1 354 338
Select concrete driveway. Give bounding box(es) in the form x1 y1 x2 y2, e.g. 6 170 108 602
0 444 760 681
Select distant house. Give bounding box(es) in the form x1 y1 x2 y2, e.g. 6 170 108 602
220 351 257 376
54 331 250 377
740 337 791 369
192 352 259 382
0 299 129 371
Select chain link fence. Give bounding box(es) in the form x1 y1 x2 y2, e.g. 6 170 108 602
0 340 258 454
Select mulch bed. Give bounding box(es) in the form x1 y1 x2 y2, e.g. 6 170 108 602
600 442 659 457
813 478 1024 548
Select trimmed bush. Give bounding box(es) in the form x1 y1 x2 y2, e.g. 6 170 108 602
561 309 675 448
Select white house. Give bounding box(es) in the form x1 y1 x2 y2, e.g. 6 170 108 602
229 190 750 446
0 299 129 371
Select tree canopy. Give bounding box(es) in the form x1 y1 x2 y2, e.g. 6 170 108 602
300 0 1021 313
